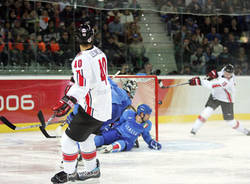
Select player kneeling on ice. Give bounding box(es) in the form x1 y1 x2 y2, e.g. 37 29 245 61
94 104 162 153
189 64 250 136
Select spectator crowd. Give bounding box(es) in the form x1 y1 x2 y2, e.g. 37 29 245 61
0 0 250 75
155 0 250 75
0 0 148 74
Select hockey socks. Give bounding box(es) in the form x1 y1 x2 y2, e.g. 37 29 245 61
100 140 126 153
61 133 79 174
111 140 126 152
226 120 250 135
79 134 97 171
191 107 214 134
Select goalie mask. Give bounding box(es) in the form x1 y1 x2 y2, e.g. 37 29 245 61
137 104 152 116
122 80 138 98
75 22 94 45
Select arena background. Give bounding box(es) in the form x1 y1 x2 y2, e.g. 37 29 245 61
0 0 250 133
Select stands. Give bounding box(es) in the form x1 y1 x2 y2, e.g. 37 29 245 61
0 0 249 75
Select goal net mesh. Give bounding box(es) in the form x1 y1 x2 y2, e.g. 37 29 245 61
112 75 159 141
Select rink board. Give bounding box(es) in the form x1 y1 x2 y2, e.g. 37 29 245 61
0 76 250 133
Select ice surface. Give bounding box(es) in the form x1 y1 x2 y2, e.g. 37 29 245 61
0 121 250 184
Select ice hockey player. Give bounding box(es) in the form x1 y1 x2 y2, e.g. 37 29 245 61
65 77 137 132
94 104 162 153
189 64 250 136
64 78 138 153
100 78 137 132
50 22 112 183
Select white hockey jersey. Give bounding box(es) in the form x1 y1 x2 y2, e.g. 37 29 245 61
201 69 236 103
67 46 112 121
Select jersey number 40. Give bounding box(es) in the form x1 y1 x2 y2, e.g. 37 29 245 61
74 57 107 86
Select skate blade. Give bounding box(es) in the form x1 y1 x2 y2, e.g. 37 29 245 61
68 178 100 184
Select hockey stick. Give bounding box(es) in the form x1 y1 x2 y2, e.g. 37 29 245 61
41 70 122 139
0 115 63 131
37 111 63 138
160 82 189 89
111 70 121 79
54 121 67 137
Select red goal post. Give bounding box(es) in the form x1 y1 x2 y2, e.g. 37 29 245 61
111 75 159 141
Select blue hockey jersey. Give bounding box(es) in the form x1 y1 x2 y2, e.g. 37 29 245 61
109 77 131 107
101 78 132 128
116 110 153 146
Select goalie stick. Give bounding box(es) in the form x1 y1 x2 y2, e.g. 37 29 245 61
0 115 64 131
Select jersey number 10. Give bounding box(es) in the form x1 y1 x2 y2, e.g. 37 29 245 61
98 57 107 85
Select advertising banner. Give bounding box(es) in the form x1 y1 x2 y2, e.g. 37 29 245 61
0 76 249 133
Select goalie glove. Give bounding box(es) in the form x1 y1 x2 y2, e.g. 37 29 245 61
207 69 218 81
148 139 162 150
189 77 201 86
52 96 77 117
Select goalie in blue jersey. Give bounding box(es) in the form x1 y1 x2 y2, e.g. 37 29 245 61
100 77 138 132
94 104 162 153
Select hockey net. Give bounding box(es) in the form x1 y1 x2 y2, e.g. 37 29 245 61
112 75 159 141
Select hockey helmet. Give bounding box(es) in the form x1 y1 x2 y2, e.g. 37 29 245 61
224 64 234 73
137 104 152 116
122 80 137 98
75 22 94 44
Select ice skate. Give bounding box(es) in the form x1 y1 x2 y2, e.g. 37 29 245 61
190 129 196 135
100 145 113 153
246 129 250 136
77 159 100 181
134 139 140 148
51 171 77 184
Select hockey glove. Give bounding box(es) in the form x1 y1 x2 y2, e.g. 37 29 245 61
207 69 218 80
149 139 162 150
52 96 77 117
189 77 201 86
